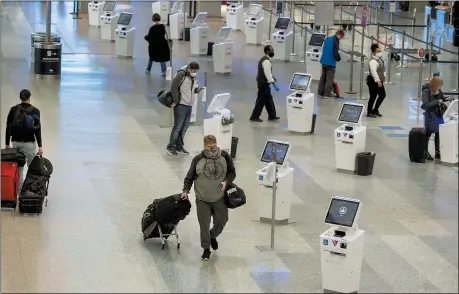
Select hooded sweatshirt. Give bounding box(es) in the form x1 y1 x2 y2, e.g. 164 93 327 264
183 146 236 203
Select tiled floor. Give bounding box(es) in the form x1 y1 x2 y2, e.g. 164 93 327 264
1 2 458 293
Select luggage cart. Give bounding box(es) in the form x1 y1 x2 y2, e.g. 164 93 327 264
142 221 181 250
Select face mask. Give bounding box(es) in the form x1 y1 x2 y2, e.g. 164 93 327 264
375 52 382 58
268 51 275 58
190 72 197 77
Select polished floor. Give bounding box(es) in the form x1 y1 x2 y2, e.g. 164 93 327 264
1 1 458 293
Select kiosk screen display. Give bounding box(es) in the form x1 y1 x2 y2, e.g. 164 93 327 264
117 13 132 25
290 74 311 92
247 5 261 16
261 141 290 165
325 198 360 227
309 33 326 46
275 17 290 30
103 1 116 11
338 104 363 124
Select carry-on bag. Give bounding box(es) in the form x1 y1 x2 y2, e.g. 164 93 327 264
409 127 426 162
1 161 20 208
224 183 246 209
1 148 26 167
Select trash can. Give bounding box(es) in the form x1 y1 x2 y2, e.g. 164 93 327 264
231 136 239 159
355 152 376 176
34 42 62 78
31 32 60 63
207 42 214 56
184 27 191 41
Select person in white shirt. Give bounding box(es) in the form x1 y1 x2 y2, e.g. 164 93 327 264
366 44 386 118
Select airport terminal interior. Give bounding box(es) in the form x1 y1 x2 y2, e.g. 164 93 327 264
1 0 458 293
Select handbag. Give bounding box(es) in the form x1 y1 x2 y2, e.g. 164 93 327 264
224 183 246 209
157 90 174 108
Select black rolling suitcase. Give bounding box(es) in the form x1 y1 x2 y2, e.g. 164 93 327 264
207 42 214 56
409 127 426 163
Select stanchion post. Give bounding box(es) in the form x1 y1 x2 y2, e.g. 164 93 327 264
339 4 343 24
265 9 273 43
385 45 394 85
398 31 407 68
376 23 380 41
427 41 433 80
182 11 186 42
375 4 379 24
358 55 366 100
411 16 416 47
300 27 307 63
390 12 393 28
291 22 297 56
270 143 278 250
345 13 357 95
416 59 424 126
301 8 304 38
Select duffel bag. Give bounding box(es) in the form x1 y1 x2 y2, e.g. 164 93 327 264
224 183 246 209
1 148 26 167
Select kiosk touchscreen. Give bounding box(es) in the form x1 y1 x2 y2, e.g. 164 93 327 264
256 140 294 224
226 1 244 30
152 0 170 25
245 4 264 45
306 33 326 80
115 12 135 57
170 1 187 40
100 1 119 41
190 12 209 56
439 99 458 165
203 93 234 153
103 1 115 13
213 27 234 75
286 73 316 134
88 1 106 27
334 103 367 172
320 197 365 293
272 17 293 61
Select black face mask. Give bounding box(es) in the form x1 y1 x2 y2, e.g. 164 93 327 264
268 51 275 58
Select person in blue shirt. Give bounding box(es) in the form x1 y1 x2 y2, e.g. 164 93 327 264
317 30 344 99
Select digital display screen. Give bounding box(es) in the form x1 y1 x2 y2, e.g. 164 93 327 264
275 17 290 30
338 104 364 124
325 198 360 227
290 74 311 92
247 5 261 16
261 141 289 165
309 33 326 47
117 13 132 25
103 1 116 11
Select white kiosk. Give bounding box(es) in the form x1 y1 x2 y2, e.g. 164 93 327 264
440 99 458 165
286 73 316 134
272 17 293 61
203 93 234 153
244 4 264 45
100 1 118 42
190 12 209 56
152 0 170 25
226 1 244 31
115 12 135 57
169 2 187 40
88 1 105 27
256 140 294 224
213 27 234 75
306 33 326 80
334 103 367 172
320 196 365 293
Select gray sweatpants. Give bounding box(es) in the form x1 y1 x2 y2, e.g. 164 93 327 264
317 65 336 97
196 197 228 250
12 141 37 192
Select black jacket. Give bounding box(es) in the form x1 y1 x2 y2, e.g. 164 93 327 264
5 103 42 147
144 24 171 62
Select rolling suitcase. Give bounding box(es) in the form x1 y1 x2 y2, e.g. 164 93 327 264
409 127 426 163
207 42 214 56
1 161 20 208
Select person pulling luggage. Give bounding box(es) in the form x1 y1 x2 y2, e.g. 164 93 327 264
181 135 236 260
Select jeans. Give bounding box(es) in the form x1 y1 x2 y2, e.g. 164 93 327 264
12 141 37 193
167 104 192 150
250 83 277 119
367 81 386 113
317 65 336 97
196 198 228 250
146 60 167 73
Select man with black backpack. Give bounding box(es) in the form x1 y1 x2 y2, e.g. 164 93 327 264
5 89 43 189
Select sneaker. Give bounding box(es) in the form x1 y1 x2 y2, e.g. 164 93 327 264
425 152 434 161
210 234 219 250
201 249 211 260
268 117 280 121
145 70 150 75
166 148 178 156
435 152 441 160
177 148 190 155
161 72 166 77
366 113 377 118
373 110 383 117
250 118 263 122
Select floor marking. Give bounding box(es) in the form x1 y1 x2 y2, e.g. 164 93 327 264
379 125 404 130
386 133 409 138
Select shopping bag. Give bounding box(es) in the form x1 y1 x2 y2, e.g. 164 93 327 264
165 66 173 81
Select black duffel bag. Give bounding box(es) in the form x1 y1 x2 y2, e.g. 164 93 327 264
1 148 26 167
157 89 174 108
224 183 246 209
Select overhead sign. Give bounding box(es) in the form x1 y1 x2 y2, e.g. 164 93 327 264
361 3 368 28
276 1 283 15
314 1 335 26
389 1 396 13
418 48 426 58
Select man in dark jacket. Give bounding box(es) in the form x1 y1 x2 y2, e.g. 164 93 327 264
318 30 344 99
181 135 236 260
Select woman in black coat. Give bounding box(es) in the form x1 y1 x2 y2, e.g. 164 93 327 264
144 13 171 76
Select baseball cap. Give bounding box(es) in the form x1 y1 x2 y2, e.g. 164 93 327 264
19 89 31 100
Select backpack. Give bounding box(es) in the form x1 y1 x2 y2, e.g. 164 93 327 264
157 69 187 108
9 105 37 136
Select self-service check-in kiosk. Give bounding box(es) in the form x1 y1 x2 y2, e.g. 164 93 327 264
320 196 365 293
190 12 209 56
170 2 187 40
245 4 264 45
286 73 316 134
440 99 458 165
115 12 135 57
203 93 234 153
256 140 294 224
100 1 118 42
272 17 293 62
226 1 244 31
335 103 367 172
88 1 105 27
152 0 170 25
306 33 326 80
213 27 233 75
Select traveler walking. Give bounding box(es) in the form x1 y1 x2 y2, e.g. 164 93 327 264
145 13 171 77
317 30 344 99
181 135 236 260
366 43 386 118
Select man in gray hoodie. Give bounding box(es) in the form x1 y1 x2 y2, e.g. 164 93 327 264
181 135 236 260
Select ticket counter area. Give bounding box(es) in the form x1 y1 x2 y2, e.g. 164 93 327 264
256 140 294 225
203 93 234 153
115 12 135 57
88 1 105 27
100 1 118 42
152 0 170 25
306 33 326 80
190 12 209 56
320 197 365 293
244 4 264 45
213 27 234 75
226 1 244 31
272 17 293 61
440 99 458 165
286 73 316 134
334 103 367 172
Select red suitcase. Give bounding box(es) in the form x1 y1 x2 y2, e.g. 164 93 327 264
1 161 20 208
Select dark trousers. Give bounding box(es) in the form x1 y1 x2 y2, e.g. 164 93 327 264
146 60 167 73
367 81 386 113
167 104 192 150
426 131 440 153
196 198 228 250
317 65 336 97
250 83 277 119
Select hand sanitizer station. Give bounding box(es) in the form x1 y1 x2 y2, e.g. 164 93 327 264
170 2 187 40
88 1 105 27
115 12 135 57
306 33 326 80
100 1 118 42
439 99 458 165
152 0 170 25
286 73 317 134
190 12 209 56
203 93 234 153
320 196 365 293
334 103 367 172
245 4 264 45
256 140 294 224
226 1 244 31
272 17 293 61
213 27 234 75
